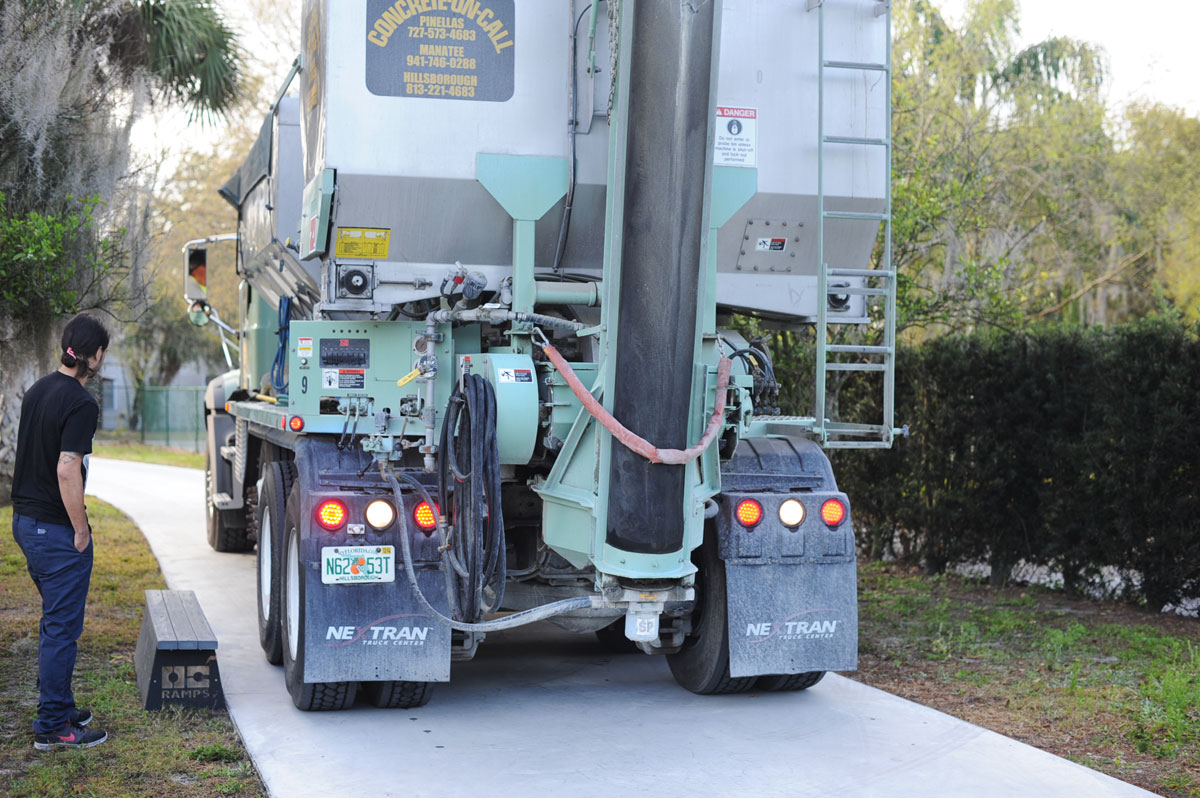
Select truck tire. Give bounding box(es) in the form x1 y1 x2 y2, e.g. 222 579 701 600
256 461 296 665
667 531 756 695
280 489 357 711
363 680 434 709
205 446 250 552
756 671 826 692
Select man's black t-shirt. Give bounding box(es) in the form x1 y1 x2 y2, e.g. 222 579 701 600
12 372 99 526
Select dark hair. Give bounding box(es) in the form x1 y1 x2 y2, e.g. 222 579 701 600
61 314 110 377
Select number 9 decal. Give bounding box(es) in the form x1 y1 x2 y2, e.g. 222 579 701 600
301 376 308 394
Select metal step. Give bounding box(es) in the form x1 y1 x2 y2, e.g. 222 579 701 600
825 422 890 435
824 60 889 72
823 135 889 147
752 415 817 424
213 491 235 510
829 268 895 279
823 440 894 449
823 210 888 221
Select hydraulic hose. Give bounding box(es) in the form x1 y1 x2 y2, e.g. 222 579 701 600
382 466 603 632
437 373 506 620
270 295 292 394
533 329 733 466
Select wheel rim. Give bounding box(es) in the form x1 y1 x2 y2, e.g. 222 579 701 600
286 528 300 662
259 512 273 621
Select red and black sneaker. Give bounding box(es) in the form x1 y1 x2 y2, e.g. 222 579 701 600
33 723 107 751
70 708 93 727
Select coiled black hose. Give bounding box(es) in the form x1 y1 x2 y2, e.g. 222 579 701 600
437 373 506 621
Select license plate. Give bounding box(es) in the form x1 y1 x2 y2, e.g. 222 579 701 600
321 546 395 585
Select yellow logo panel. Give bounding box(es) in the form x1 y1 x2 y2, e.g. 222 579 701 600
334 228 391 260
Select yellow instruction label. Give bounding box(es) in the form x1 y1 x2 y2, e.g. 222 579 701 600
334 228 391 260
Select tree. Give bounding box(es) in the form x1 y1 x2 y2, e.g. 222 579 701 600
0 0 242 502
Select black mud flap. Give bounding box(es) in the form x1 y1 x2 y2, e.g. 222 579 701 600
725 558 858 678
304 567 452 684
719 490 859 678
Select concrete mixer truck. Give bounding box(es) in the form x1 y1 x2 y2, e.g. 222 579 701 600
182 0 900 710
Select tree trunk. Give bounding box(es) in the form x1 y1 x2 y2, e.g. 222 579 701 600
0 314 60 505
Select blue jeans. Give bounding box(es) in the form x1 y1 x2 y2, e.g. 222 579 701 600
12 513 94 735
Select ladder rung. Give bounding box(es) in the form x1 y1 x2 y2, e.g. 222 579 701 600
829 269 895 279
824 60 889 72
826 362 888 372
824 211 888 221
826 345 892 355
829 286 889 297
824 135 889 147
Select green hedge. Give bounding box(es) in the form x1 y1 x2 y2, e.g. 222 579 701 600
831 319 1200 608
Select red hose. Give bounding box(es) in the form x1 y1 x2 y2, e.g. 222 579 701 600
540 343 732 466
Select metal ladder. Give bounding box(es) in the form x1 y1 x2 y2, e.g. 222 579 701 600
807 0 900 449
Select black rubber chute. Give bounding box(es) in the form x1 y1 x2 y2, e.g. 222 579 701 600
606 0 716 555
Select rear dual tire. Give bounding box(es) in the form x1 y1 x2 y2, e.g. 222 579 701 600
667 532 757 695
280 489 357 711
667 528 827 695
256 461 295 665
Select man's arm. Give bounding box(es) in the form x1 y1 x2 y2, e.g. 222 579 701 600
57 451 90 552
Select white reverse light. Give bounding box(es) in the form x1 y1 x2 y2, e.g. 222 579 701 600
779 499 806 527
365 499 396 530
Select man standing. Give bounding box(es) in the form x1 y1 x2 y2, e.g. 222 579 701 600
11 314 111 750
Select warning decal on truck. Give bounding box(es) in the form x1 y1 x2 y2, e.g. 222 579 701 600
714 106 758 167
335 228 391 260
365 0 515 102
322 369 366 390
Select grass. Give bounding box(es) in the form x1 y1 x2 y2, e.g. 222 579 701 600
0 501 263 797
854 561 1200 797
91 441 203 470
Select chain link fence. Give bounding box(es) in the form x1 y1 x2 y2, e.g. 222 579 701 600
138 386 205 452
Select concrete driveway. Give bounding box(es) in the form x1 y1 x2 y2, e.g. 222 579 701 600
87 457 1154 798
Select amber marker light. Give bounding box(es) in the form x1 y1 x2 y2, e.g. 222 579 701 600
820 498 846 527
315 499 348 531
413 501 438 532
736 499 763 528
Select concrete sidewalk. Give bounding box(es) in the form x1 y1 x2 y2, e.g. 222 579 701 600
87 457 1156 798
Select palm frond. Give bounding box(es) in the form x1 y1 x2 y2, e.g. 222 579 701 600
135 0 242 120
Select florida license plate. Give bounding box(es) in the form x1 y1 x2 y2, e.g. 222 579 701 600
321 546 395 585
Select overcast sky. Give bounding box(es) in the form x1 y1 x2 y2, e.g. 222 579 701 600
939 0 1200 116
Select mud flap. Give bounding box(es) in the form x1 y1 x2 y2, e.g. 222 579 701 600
725 558 858 678
304 566 452 683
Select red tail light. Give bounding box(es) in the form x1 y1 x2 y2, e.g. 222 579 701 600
413 501 438 532
820 498 846 527
289 416 304 431
315 499 347 531
736 499 763 527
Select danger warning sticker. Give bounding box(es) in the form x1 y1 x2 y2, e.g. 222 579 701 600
714 106 757 167
756 237 787 252
322 369 366 390
497 368 533 384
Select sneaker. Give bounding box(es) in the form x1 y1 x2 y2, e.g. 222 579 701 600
70 708 93 727
33 723 107 751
